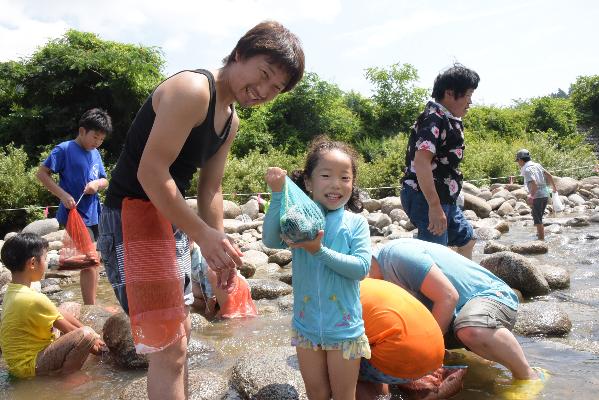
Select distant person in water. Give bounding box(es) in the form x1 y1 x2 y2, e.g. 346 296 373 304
515 149 557 240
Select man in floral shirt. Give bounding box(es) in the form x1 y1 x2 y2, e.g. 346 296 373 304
400 64 479 259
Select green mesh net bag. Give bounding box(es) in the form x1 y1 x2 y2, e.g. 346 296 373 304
280 176 325 243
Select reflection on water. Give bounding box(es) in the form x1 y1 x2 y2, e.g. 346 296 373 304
2 217 599 399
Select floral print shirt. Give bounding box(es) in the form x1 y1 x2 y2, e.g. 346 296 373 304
402 101 465 204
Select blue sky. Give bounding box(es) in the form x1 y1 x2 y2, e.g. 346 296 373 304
1 0 597 106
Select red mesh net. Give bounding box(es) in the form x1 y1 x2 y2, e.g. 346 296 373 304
59 208 100 270
121 198 187 354
219 274 257 318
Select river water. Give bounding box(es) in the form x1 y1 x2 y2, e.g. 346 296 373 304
1 216 599 399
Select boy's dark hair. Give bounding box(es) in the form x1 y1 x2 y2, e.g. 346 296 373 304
520 156 531 162
291 135 363 213
223 20 305 93
431 63 480 102
79 108 113 135
0 233 49 273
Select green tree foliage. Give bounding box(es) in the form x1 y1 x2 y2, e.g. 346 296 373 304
527 97 577 138
0 30 165 163
264 72 363 152
0 145 54 232
463 105 529 138
570 75 599 126
365 63 428 135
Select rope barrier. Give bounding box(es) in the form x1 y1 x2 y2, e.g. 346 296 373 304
1 163 597 213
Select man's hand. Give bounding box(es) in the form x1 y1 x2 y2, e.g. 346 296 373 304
265 167 287 192
60 193 76 209
287 230 324 254
90 337 108 356
196 226 243 292
83 180 100 195
428 204 447 236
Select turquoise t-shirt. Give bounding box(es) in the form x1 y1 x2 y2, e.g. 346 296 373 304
374 238 518 316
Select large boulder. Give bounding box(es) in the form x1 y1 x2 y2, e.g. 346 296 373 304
241 199 260 220
513 302 571 337
554 176 579 196
509 241 548 255
223 200 242 219
231 346 307 399
380 197 403 215
483 241 510 254
247 279 293 300
461 182 481 197
463 192 492 218
22 218 59 237
537 264 570 290
362 198 381 213
479 252 550 297
268 250 292 266
79 305 116 334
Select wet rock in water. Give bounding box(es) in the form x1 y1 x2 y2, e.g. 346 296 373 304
41 284 61 294
564 217 590 227
589 213 599 223
190 312 212 331
231 346 306 399
277 271 292 285
78 305 115 334
238 259 257 279
497 201 514 217
248 279 292 300
483 240 510 254
22 218 59 237
479 252 550 297
102 312 148 369
187 339 217 367
119 369 229 400
474 227 501 240
463 192 492 218
509 240 548 255
513 302 572 337
537 264 570 290
276 294 294 312
268 250 292 266
546 224 563 234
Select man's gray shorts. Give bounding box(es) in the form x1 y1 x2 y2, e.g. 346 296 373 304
453 296 517 332
97 205 194 314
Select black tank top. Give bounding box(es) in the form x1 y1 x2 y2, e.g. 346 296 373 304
105 69 233 208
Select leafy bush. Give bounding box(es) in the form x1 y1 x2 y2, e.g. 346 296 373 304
570 75 599 126
0 145 54 232
527 97 577 138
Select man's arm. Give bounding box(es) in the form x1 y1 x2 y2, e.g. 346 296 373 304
419 264 459 334
544 170 557 192
36 165 75 209
414 150 446 236
137 72 242 287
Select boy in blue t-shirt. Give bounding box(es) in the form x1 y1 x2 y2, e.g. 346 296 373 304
36 108 112 305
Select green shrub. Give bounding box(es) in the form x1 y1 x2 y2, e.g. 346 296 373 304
570 75 599 126
527 97 577 138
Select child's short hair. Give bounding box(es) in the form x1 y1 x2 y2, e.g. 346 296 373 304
432 63 480 102
79 108 113 136
1 233 49 273
223 20 305 93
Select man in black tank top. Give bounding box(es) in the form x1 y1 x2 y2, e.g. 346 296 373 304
97 21 304 400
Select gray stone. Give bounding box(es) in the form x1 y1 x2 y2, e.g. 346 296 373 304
223 200 242 219
42 230 65 243
461 182 481 197
239 260 257 279
483 241 510 254
248 279 293 300
497 202 514 217
537 264 570 290
463 209 479 221
478 190 493 201
362 198 381 212
554 176 579 196
479 252 550 297
509 241 548 255
22 218 59 237
487 197 506 210
568 193 586 206
78 304 116 334
545 224 563 234
268 250 292 266
41 284 61 294
231 346 307 400
0 266 12 291
564 217 590 227
190 312 212 331
241 199 260 220
463 192 492 218
242 250 269 267
103 313 148 369
380 197 403 214
513 302 571 337
224 219 244 234
389 208 408 223
474 227 501 240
